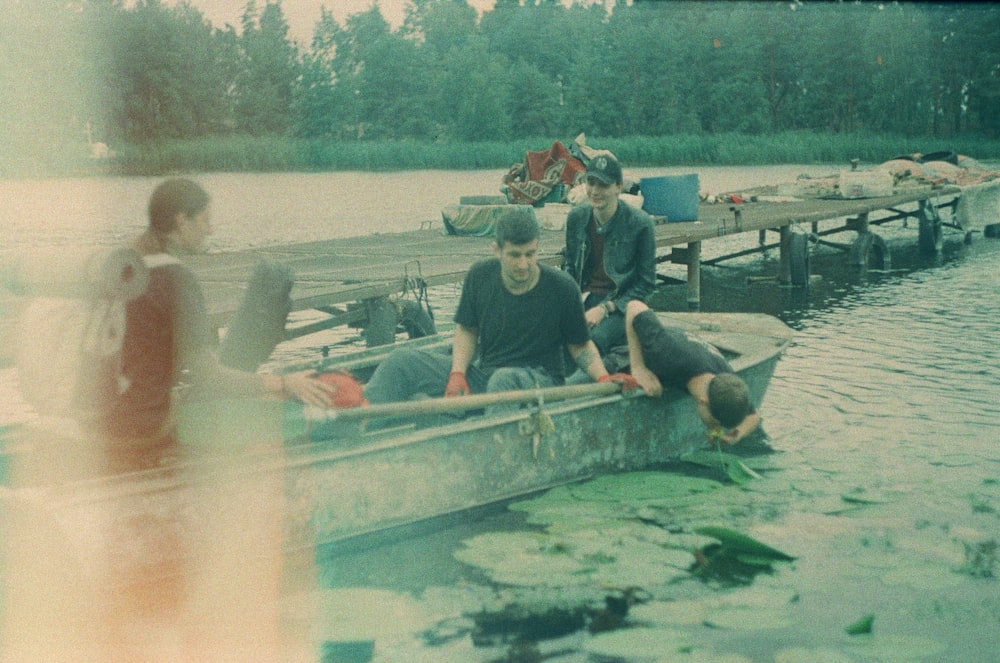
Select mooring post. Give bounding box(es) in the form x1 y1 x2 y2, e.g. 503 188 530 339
363 296 399 348
846 212 870 235
686 240 701 310
778 226 791 284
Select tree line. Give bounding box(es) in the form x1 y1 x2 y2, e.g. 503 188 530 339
3 0 998 173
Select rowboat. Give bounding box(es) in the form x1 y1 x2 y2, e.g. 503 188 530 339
278 310 793 548
2 311 791 557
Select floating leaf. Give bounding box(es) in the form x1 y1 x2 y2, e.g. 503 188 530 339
681 449 763 484
584 626 695 660
694 526 797 561
734 553 782 568
726 458 763 484
775 647 854 663
572 471 725 502
704 605 794 630
840 487 896 505
844 633 947 660
630 599 715 627
845 613 875 635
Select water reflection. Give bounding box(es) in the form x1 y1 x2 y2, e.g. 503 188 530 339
315 226 1000 662
3 169 998 661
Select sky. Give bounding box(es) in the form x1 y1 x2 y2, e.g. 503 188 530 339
179 0 498 44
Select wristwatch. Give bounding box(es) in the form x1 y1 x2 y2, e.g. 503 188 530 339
603 300 614 315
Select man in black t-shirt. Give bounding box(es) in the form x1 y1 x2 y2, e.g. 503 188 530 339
364 209 635 408
624 300 760 445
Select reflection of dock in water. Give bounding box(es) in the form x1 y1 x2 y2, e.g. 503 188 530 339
189 184 966 339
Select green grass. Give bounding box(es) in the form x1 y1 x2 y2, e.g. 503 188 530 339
14 131 1000 178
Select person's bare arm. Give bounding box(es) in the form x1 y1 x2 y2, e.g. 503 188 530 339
567 340 608 381
625 300 662 396
450 324 478 374
187 349 334 407
716 411 761 445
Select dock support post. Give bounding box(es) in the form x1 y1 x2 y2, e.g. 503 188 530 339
778 226 791 284
779 226 811 286
686 241 701 310
917 199 943 254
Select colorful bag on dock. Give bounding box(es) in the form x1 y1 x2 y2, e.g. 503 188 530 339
503 141 585 205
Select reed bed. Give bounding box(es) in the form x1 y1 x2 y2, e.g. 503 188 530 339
47 131 1000 177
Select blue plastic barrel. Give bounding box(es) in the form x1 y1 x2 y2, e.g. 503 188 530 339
640 174 700 222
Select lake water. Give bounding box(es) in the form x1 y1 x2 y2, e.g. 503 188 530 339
2 166 998 661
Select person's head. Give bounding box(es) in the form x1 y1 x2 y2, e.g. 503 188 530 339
585 152 623 187
585 152 624 217
147 178 212 253
493 208 540 290
706 373 754 431
494 207 540 249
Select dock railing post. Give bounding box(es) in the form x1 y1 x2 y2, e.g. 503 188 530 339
686 241 701 310
778 226 791 284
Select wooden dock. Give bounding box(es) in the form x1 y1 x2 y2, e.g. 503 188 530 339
187 184 963 338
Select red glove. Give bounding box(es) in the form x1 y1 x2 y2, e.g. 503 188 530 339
316 370 368 409
598 373 639 393
444 371 470 398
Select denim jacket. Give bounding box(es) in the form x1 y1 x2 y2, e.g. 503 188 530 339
563 201 657 312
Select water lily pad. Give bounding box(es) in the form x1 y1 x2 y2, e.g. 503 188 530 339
572 471 725 502
516 497 626 527
704 605 795 630
775 647 854 663
588 549 692 587
845 612 875 635
694 526 797 561
678 652 754 663
683 449 775 471
843 633 947 660
584 626 694 660
681 449 764 484
544 520 674 548
453 532 591 587
454 526 693 589
716 585 799 609
840 487 897 505
630 599 716 626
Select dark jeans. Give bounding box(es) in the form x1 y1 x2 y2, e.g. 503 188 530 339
362 347 560 426
583 292 626 355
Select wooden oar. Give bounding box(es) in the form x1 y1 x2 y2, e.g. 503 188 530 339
317 381 629 421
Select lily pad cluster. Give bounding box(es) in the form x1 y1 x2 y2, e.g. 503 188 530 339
450 470 798 658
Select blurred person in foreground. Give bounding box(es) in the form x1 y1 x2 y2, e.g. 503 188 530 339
2 178 332 662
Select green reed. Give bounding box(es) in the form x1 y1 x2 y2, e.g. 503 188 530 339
29 131 1000 178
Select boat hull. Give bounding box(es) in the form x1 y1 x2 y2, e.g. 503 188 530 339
283 312 791 547
2 312 791 551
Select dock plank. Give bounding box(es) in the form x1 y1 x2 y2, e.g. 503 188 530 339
188 185 960 326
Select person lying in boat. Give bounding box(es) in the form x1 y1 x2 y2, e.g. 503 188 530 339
621 300 760 445
363 207 636 417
